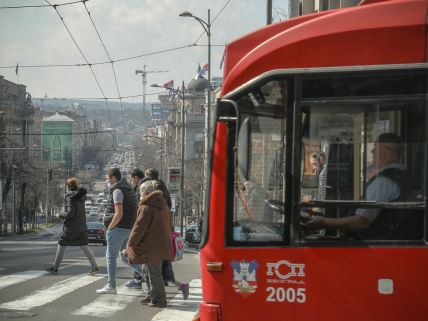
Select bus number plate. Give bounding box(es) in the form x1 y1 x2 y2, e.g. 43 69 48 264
266 287 306 303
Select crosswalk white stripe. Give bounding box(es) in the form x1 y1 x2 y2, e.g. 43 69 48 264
72 285 142 317
0 270 47 291
151 279 202 321
0 274 104 311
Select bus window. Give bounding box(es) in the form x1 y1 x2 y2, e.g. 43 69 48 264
230 79 287 244
299 72 426 243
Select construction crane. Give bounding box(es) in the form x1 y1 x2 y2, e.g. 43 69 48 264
135 65 168 111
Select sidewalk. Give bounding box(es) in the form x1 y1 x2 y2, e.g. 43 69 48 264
184 244 200 255
0 223 61 241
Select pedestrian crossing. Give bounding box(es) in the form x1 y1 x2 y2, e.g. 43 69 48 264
152 279 202 321
0 268 202 320
0 270 47 291
72 284 142 318
0 274 105 311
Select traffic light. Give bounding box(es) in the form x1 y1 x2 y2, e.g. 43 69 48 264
48 169 52 181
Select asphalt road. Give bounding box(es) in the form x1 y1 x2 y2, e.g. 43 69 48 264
0 225 201 321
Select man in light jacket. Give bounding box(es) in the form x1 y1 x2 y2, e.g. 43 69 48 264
126 180 173 308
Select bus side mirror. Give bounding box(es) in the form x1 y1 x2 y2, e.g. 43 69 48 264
238 117 251 180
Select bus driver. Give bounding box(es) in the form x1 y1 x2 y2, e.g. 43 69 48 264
304 133 408 236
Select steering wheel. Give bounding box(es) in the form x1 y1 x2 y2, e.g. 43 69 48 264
265 199 285 213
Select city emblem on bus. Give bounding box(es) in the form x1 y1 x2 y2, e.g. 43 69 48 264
231 260 259 297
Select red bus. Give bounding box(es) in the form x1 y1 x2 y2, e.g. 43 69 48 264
197 1 428 321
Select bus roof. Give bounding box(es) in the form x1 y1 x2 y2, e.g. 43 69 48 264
221 0 427 95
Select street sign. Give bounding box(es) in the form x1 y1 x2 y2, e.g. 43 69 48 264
170 194 176 212
168 167 180 193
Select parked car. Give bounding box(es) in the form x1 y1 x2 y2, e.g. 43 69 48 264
185 225 196 243
87 222 106 246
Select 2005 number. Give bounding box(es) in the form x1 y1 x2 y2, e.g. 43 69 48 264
266 287 306 303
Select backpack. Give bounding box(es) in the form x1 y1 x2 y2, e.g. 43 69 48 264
171 232 184 262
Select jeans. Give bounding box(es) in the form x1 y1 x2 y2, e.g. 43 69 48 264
119 244 144 281
106 227 142 288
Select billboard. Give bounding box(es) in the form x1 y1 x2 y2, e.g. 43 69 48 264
42 121 73 165
151 103 171 122
168 167 180 193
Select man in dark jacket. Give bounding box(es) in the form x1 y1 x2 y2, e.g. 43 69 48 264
123 168 146 290
46 177 98 274
129 168 145 201
145 168 172 209
126 180 173 307
97 168 141 294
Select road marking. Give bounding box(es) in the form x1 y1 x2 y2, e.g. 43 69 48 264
0 270 47 291
0 274 104 311
0 246 54 252
72 285 141 317
151 279 202 321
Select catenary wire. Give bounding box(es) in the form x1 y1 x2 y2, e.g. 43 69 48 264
2 129 116 136
81 1 126 130
0 44 225 70
0 0 85 9
33 91 165 101
192 0 231 45
44 0 112 127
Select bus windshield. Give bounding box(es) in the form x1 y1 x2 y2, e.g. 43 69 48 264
224 67 427 246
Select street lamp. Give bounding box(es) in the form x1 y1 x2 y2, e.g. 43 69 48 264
179 9 211 211
151 82 186 235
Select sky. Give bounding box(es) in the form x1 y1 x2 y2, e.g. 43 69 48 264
0 0 288 104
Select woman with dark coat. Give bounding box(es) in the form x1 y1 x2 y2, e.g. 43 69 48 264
46 177 98 274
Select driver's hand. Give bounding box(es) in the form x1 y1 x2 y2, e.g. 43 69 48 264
305 215 326 229
300 211 312 223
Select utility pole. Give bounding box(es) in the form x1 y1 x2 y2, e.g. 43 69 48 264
180 81 186 236
267 0 273 24
11 164 15 233
135 65 168 111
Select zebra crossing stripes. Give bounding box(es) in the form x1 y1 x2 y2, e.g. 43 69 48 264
0 274 104 311
72 285 142 317
0 270 47 291
151 279 202 321
0 269 202 320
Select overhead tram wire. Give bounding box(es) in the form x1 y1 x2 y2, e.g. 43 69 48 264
44 0 112 128
2 129 116 136
35 91 165 101
0 44 224 70
0 0 86 9
192 0 231 44
81 1 126 131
